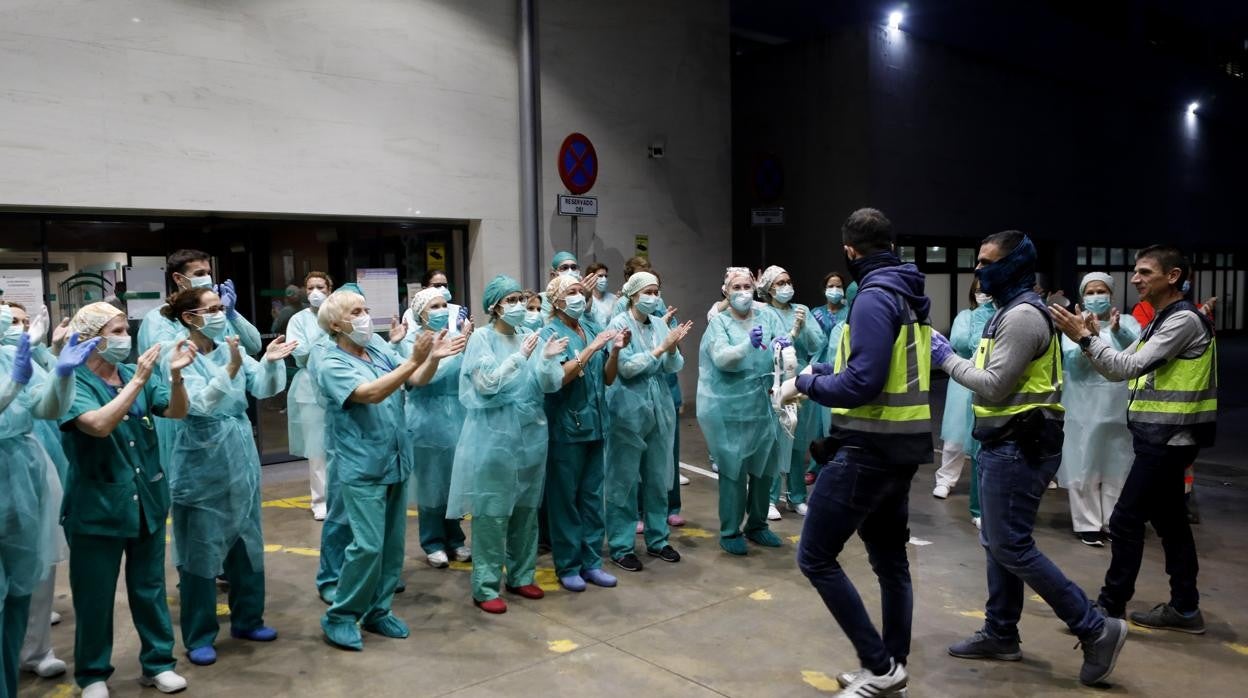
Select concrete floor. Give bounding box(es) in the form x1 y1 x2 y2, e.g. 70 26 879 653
18 415 1248 697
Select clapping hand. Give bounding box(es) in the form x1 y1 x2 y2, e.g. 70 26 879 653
749 325 765 349
54 332 102 377
543 336 570 359
264 334 298 362
9 333 33 385
168 339 198 372
215 280 238 317
389 316 408 344
520 332 540 358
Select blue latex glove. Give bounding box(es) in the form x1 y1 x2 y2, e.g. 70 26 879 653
772 336 793 351
749 325 765 350
216 279 238 318
55 332 102 377
10 333 33 384
931 330 954 366
457 305 470 330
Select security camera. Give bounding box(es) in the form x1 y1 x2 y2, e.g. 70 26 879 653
648 142 665 159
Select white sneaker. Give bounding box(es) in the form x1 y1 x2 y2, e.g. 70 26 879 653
836 668 867 688
767 503 782 521
138 670 187 694
711 461 719 473
932 484 950 499
82 682 110 698
679 473 691 485
426 550 450 568
49 610 62 625
452 545 472 562
21 652 67 677
794 502 809 516
971 516 982 530
312 505 327 521
1048 480 1058 489
836 660 907 697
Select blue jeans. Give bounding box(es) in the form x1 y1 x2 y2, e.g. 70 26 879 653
978 441 1103 641
797 447 915 675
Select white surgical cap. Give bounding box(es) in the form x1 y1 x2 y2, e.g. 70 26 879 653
621 272 659 299
69 302 123 340
757 265 788 295
545 274 581 302
722 267 753 293
1079 272 1114 297
410 287 445 321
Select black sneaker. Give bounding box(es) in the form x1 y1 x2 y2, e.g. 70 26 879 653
1079 617 1128 686
1129 603 1206 635
647 545 681 563
1077 532 1105 547
948 630 1022 661
611 553 644 572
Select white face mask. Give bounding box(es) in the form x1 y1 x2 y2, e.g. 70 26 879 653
974 293 993 307
188 274 213 289
2 323 23 346
346 314 372 346
308 289 327 309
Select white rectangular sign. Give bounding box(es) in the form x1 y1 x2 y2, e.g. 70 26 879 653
0 269 45 309
356 268 401 328
751 207 784 226
557 195 599 217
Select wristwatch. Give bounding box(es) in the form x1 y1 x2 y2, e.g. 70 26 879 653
1077 334 1094 351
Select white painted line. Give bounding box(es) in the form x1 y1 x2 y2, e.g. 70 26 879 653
908 537 933 546
679 462 719 480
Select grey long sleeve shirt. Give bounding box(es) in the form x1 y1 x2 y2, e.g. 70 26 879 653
942 302 1052 402
1083 309 1209 382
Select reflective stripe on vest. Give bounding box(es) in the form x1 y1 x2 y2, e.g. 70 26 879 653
829 314 932 435
1127 336 1217 426
971 307 1064 429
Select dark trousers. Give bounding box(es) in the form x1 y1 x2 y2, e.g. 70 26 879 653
1098 441 1200 616
796 447 915 675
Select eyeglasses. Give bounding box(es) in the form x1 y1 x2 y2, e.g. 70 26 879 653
557 264 579 272
189 305 226 315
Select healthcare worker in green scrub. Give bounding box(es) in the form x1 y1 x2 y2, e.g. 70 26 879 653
316 289 459 651
604 273 694 572
0 305 96 696
448 275 565 614
540 275 620 591
59 302 197 697
287 271 334 521
756 265 826 520
696 268 787 555
402 287 473 569
2 303 73 680
160 288 297 666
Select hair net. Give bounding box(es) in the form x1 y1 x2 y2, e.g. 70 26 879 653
722 266 753 293
544 274 581 303
336 282 365 298
550 251 577 269
483 274 522 313
410 287 445 321
1079 271 1114 297
621 271 659 299
69 302 123 340
757 265 788 295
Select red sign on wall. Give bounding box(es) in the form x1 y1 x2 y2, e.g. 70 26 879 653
557 133 598 195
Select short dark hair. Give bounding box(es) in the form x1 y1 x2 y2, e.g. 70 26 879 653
422 269 448 286
1136 245 1190 287
822 271 849 288
585 262 608 275
624 255 651 278
981 230 1025 254
841 208 893 255
160 287 213 327
167 249 210 276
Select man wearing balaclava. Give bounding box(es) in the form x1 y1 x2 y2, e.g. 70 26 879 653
932 231 1127 687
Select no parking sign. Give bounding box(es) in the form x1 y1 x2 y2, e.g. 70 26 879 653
557 132 598 195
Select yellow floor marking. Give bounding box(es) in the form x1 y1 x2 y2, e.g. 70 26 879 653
1224 642 1248 656
801 670 840 692
448 561 473 571
749 589 772 601
678 527 714 539
263 544 284 553
535 567 560 592
44 684 75 698
1029 594 1043 602
958 610 986 620
788 534 801 544
283 547 320 557
261 496 312 509
216 603 230 617
1128 624 1154 635
166 596 178 607
547 639 579 653
407 509 419 518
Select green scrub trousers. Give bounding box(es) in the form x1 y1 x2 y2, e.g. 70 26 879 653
316 461 353 597
545 440 607 577
471 508 539 602
178 538 266 650
610 435 673 559
69 526 176 688
417 505 466 555
323 482 407 630
2 593 31 697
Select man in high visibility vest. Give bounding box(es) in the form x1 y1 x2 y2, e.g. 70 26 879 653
1051 245 1213 635
932 231 1127 687
790 208 930 698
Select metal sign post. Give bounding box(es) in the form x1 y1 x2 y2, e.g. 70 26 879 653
557 194 598 257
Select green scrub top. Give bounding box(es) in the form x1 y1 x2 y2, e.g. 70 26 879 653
540 317 609 443
58 363 172 538
316 341 409 486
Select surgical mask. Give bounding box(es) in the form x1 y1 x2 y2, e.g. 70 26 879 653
562 294 586 319
730 290 753 313
596 277 609 293
424 308 450 332
439 286 453 302
560 269 582 281
523 310 543 329
773 285 795 304
499 302 527 328
2 324 22 346
346 315 372 346
198 311 228 340
308 290 327 309
1083 295 1111 316
634 294 662 316
974 292 993 307
825 287 845 305
99 336 132 365
188 274 213 289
